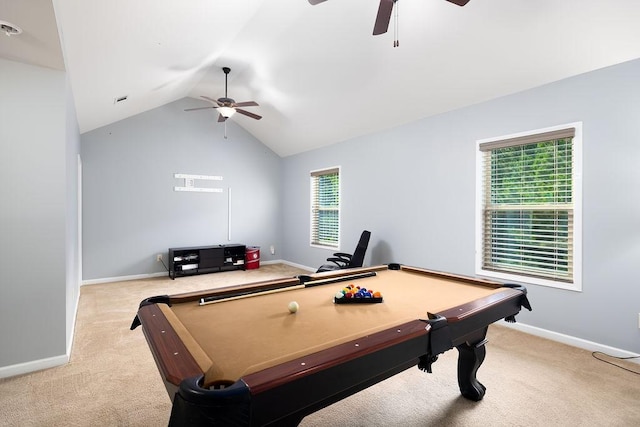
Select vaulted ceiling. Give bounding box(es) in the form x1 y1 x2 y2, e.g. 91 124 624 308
3 0 640 156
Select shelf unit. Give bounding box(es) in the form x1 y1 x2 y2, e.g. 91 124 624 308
169 244 246 279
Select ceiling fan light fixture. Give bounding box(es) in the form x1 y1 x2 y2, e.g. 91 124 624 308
218 106 235 118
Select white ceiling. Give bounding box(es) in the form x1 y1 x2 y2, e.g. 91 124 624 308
2 0 640 156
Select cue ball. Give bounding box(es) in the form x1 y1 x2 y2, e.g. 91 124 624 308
288 301 299 313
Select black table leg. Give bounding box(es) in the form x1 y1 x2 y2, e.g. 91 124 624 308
456 328 488 401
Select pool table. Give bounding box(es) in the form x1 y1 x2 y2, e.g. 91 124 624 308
131 264 531 426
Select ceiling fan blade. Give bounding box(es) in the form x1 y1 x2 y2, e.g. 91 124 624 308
446 0 471 6
184 106 216 111
308 0 327 4
235 109 262 120
233 101 259 108
373 0 394 36
201 95 222 106
217 114 227 122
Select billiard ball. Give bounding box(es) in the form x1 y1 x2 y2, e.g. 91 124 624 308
288 301 299 313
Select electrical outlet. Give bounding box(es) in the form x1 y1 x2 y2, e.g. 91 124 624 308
270 245 275 255
156 254 163 262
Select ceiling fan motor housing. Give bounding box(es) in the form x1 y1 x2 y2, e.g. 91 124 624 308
217 97 235 106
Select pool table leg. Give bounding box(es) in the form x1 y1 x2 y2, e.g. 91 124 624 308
456 328 488 401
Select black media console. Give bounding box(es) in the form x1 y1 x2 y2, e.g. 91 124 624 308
168 244 246 279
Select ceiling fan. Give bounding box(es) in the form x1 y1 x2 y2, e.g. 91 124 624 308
185 67 262 123
309 0 470 42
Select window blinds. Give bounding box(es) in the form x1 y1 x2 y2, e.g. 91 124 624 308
311 168 340 248
480 128 575 282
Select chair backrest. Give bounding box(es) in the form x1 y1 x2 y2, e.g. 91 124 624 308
348 230 371 268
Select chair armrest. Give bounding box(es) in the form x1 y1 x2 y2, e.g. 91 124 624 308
332 252 352 258
331 253 353 263
326 257 348 267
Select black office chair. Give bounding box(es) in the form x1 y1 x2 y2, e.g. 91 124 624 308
316 230 371 273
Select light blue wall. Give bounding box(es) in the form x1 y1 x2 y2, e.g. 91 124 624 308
80 98 282 280
281 58 640 354
0 58 79 367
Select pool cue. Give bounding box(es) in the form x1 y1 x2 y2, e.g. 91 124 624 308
300 271 377 287
199 271 377 306
199 284 305 306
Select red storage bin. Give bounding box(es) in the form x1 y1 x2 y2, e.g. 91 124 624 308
245 246 260 269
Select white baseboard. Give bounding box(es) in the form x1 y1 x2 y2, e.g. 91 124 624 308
0 354 69 379
82 271 168 286
271 259 315 272
500 320 640 363
2 282 81 380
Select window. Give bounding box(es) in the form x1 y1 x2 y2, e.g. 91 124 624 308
476 123 582 291
310 167 340 249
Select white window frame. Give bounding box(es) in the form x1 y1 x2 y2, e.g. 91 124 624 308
475 122 583 291
310 166 341 250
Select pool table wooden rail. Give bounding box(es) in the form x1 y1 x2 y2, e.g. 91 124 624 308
137 303 204 396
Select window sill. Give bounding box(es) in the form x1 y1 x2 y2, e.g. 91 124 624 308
310 243 339 251
476 268 582 292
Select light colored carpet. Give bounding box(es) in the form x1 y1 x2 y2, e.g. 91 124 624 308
1 264 639 426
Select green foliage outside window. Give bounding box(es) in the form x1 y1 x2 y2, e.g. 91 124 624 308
490 140 572 205
484 138 573 280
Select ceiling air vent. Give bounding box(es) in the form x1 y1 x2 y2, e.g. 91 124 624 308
0 21 23 36
114 95 128 104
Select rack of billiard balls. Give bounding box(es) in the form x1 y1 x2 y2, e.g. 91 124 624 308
334 284 383 304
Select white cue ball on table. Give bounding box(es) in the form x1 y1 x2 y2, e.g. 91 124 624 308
288 301 299 313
